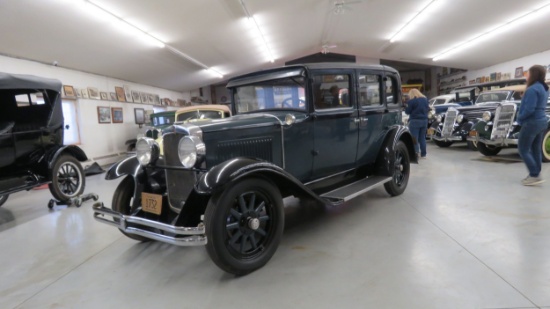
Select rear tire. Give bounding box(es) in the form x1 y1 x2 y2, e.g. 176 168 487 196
467 140 478 151
49 155 85 202
434 140 453 148
384 141 410 197
112 176 151 242
477 142 502 156
542 129 550 162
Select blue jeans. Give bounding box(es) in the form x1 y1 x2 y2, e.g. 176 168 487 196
409 119 428 157
518 120 547 177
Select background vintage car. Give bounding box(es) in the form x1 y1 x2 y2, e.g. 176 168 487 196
93 63 417 275
0 72 88 207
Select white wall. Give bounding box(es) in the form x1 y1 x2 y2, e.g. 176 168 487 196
0 55 189 165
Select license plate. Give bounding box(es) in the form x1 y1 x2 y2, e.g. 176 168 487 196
427 128 435 136
469 131 478 137
141 192 162 215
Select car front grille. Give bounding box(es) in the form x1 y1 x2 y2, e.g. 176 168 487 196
162 132 196 211
214 137 273 166
442 109 458 137
491 103 516 140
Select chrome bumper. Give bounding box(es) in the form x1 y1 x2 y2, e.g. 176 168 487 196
432 135 463 142
466 136 518 146
93 202 207 246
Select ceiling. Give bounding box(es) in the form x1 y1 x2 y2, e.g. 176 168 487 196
1 0 549 92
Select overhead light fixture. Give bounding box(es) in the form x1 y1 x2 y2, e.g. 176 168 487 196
433 1 550 61
388 0 440 43
240 0 275 63
82 0 165 48
166 46 224 78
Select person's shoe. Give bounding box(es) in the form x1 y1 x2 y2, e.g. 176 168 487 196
521 176 545 186
420 154 427 159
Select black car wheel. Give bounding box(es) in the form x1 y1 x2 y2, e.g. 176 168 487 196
384 141 410 197
542 129 550 162
477 142 502 156
49 155 85 202
205 178 284 275
0 194 8 207
467 140 478 151
434 140 453 148
112 176 151 242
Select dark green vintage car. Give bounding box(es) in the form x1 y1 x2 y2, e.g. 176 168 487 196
93 63 417 275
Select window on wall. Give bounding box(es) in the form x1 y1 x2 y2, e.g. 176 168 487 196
62 100 80 145
312 74 351 110
358 74 382 107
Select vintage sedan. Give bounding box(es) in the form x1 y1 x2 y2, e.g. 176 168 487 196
428 86 525 149
0 72 88 207
93 64 416 275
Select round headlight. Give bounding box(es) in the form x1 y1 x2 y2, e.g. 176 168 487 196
482 111 492 122
178 136 205 168
428 110 434 119
136 138 159 166
456 114 464 123
436 114 442 123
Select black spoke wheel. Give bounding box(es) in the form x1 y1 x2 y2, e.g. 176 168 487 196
205 178 284 275
49 155 85 202
477 142 502 156
467 140 478 151
384 141 410 196
0 194 8 207
542 129 550 162
112 176 151 242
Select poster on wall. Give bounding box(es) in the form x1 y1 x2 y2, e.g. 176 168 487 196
115 86 126 102
97 106 111 123
111 107 123 123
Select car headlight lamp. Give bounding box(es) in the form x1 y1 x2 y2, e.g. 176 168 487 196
456 114 464 123
136 138 160 166
178 136 206 168
436 114 442 123
428 110 435 119
482 111 492 122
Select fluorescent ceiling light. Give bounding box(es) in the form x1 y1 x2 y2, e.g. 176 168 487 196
166 46 224 78
389 0 440 43
240 0 275 63
433 1 550 61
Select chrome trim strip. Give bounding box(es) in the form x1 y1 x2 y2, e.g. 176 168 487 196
474 138 518 146
432 136 463 142
92 202 206 246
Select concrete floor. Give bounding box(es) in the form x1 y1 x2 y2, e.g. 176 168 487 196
1 143 549 309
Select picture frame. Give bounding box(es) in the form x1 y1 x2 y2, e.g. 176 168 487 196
111 107 123 123
515 66 524 78
75 88 82 98
124 85 132 102
134 108 145 124
100 92 108 100
140 92 148 104
81 88 89 99
148 94 155 104
132 90 141 103
154 95 160 105
63 85 76 97
97 106 111 123
115 86 126 102
144 110 154 124
88 87 100 100
110 92 117 101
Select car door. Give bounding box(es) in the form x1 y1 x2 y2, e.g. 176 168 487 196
356 70 385 165
311 70 358 179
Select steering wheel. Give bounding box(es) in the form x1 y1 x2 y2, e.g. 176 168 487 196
281 97 305 108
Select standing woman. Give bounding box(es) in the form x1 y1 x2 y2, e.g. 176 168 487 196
517 65 549 186
405 88 429 158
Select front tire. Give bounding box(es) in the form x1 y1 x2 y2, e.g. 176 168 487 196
205 178 284 275
477 142 502 156
384 141 410 197
0 194 8 207
49 155 85 202
112 176 151 242
542 129 550 162
434 140 453 148
467 140 478 151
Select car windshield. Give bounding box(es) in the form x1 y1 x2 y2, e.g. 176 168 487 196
234 76 306 113
177 110 224 122
430 98 447 105
152 115 175 126
475 91 510 104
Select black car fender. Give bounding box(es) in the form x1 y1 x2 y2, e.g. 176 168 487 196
105 156 142 180
47 145 88 169
374 125 417 177
194 157 324 203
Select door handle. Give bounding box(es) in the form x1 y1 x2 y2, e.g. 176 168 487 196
355 117 367 123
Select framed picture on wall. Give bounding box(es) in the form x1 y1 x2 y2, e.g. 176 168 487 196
132 90 141 103
81 88 89 99
148 94 155 104
111 107 123 123
115 86 126 102
124 85 132 102
100 92 108 100
110 92 117 101
88 87 100 100
75 88 82 98
515 67 524 78
97 106 111 123
63 85 76 97
134 108 145 124
153 95 160 105
140 92 148 103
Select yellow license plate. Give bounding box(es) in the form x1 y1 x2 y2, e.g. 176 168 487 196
469 131 478 137
141 192 162 215
427 128 435 136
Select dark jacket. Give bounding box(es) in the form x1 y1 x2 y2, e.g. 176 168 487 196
405 97 429 120
518 81 548 124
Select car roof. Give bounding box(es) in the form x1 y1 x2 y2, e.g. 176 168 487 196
0 72 62 92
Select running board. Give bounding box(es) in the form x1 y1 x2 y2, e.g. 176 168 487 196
320 176 392 203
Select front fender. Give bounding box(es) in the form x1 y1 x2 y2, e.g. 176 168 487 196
374 125 417 176
48 145 88 169
105 156 142 180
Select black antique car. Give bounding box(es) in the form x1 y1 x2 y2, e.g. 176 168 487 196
0 72 88 207
428 86 525 150
467 99 550 160
93 64 416 275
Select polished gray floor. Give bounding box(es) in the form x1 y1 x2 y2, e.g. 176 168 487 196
1 143 549 309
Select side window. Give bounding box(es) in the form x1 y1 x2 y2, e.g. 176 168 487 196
312 74 351 110
385 75 401 108
358 74 381 107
